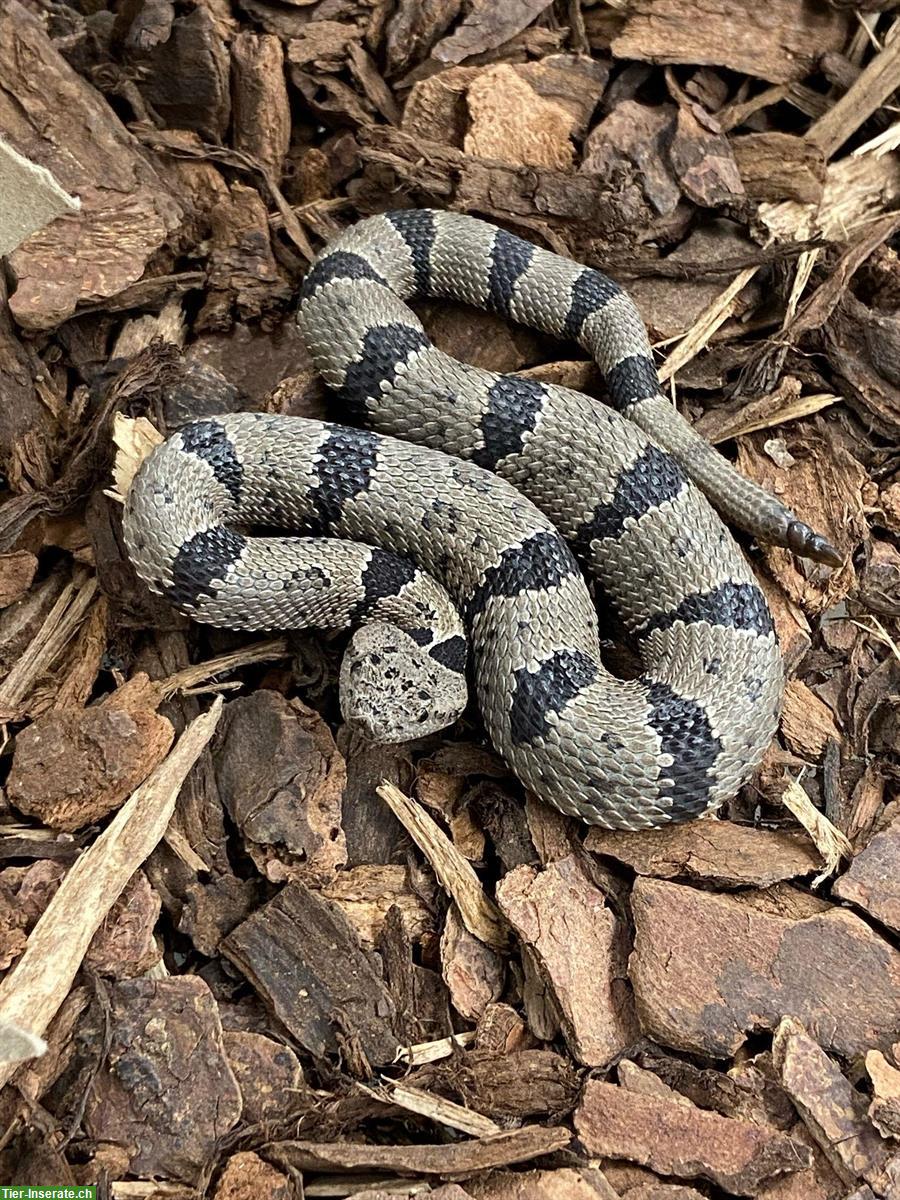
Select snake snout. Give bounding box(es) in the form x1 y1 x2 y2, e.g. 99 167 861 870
339 622 468 743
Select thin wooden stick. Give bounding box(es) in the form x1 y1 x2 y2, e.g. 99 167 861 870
0 697 223 1087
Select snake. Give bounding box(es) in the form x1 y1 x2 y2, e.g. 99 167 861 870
122 209 839 830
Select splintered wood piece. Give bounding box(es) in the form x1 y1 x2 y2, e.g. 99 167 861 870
267 1125 571 1177
0 698 222 1088
377 781 509 949
807 35 900 159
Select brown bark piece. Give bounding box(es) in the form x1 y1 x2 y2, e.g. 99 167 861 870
346 1189 473 1200
587 819 820 888
0 879 28 970
7 674 174 831
0 552 38 609
0 0 182 330
753 1125 845 1200
223 1031 312 1124
231 32 291 181
668 103 744 208
384 0 463 79
179 874 260 957
582 101 679 218
773 1018 893 1191
0 273 52 464
83 976 242 1185
865 1049 900 1140
611 0 850 85
465 65 575 170
319 863 432 947
137 6 231 140
357 126 647 237
441 902 504 1021
403 65 478 144
213 691 347 879
496 855 637 1066
84 870 161 978
196 183 291 331
431 0 556 65
0 134 79 258
618 1185 709 1200
630 878 900 1060
378 903 452 1046
417 1047 580 1121
268 1124 571 1176
732 133 826 204
780 679 841 760
575 1079 811 1194
222 879 399 1067
285 20 364 69
467 1167 620 1198
517 55 610 141
214 1151 292 1200
834 815 900 935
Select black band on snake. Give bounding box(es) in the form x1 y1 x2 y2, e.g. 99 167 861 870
122 209 840 830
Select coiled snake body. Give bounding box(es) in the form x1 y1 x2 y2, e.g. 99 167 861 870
123 210 838 829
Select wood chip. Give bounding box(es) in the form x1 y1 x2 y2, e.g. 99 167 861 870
464 65 575 169
0 698 222 1089
496 855 637 1066
630 876 900 1060
865 1048 900 1140
267 1125 571 1178
223 1031 311 1124
731 132 826 204
431 0 556 65
1 0 181 329
441 902 504 1021
587 818 821 887
377 782 509 949
231 32 291 180
780 679 841 760
834 812 900 933
611 0 849 85
84 976 243 1184
575 1078 811 1194
222 880 400 1068
214 691 347 879
773 1017 895 1191
7 673 175 831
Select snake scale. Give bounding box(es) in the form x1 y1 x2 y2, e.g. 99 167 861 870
123 209 839 830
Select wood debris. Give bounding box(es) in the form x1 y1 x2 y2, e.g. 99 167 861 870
2 0 900 1194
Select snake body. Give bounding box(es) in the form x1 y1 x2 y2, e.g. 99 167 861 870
123 210 838 829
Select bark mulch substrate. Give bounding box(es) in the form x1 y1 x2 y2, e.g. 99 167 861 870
1 1 900 1197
